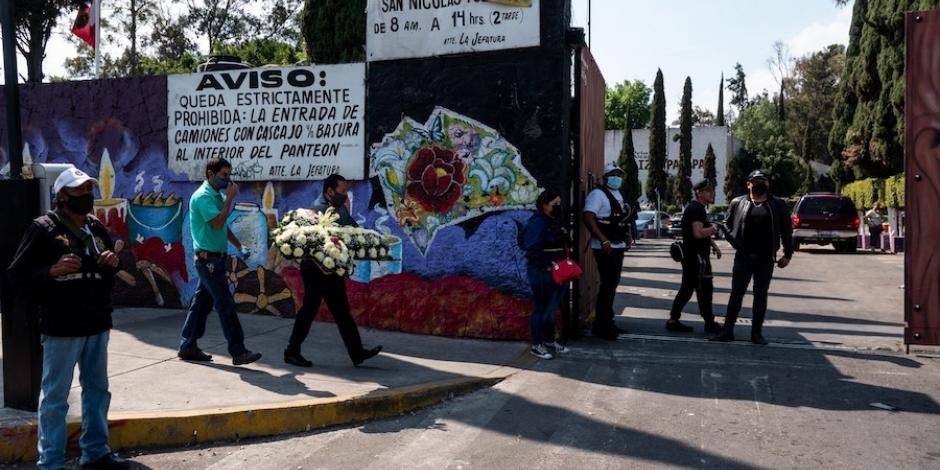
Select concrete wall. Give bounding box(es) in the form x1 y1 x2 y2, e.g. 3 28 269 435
0 0 572 340
604 127 739 206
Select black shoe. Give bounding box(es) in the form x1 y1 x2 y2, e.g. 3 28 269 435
666 320 694 332
353 346 382 366
703 321 722 334
233 350 262 365
709 332 735 342
284 350 313 367
82 453 130 469
177 349 212 362
750 334 769 345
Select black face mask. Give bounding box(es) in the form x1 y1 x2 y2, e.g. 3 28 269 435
550 205 563 219
330 192 348 207
65 193 94 215
751 183 769 197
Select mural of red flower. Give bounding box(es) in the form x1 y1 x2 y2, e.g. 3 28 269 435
405 146 467 214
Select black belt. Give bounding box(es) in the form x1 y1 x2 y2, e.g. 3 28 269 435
195 250 227 259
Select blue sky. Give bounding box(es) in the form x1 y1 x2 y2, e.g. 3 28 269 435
570 0 853 123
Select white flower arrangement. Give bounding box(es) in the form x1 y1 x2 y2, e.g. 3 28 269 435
272 207 395 277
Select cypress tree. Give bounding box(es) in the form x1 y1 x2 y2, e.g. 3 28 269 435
704 143 718 190
829 0 935 177
646 69 668 204
301 0 366 64
675 76 694 205
716 74 726 127
617 112 642 217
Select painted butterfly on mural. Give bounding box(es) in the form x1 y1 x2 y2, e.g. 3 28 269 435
411 115 445 143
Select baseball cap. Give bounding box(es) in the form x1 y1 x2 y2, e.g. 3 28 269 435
747 169 770 181
693 179 713 191
604 162 624 175
53 167 97 195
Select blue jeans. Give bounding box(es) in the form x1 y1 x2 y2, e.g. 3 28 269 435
38 332 111 470
527 265 566 345
180 256 247 356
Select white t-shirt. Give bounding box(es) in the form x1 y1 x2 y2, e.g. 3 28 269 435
584 187 627 249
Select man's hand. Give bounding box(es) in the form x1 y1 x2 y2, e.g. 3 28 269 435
777 257 791 269
712 245 722 259
602 241 612 255
96 250 120 268
226 181 239 200
50 254 82 277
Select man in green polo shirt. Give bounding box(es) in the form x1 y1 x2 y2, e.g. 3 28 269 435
178 157 262 366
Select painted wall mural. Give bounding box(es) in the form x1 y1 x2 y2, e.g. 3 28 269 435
371 107 540 254
0 68 569 340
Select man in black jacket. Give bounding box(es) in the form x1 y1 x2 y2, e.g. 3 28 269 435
712 170 794 345
7 168 129 470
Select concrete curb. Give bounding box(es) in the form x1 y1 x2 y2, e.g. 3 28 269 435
0 349 537 462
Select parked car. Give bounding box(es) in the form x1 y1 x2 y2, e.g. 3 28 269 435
635 210 671 237
791 193 860 252
667 212 683 237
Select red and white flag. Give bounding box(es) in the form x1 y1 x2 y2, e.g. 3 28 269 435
71 1 98 48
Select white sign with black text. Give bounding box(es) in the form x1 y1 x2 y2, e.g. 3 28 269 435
167 63 366 181
367 0 541 62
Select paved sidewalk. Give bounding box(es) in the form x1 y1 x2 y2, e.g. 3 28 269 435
0 308 531 461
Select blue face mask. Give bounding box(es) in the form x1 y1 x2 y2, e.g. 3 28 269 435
213 176 231 190
607 176 623 190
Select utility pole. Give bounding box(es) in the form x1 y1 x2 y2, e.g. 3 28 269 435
2 0 23 178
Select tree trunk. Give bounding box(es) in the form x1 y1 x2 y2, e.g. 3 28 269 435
130 0 139 75
25 19 45 82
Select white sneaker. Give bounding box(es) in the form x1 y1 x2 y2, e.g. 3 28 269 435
530 344 554 359
545 342 570 354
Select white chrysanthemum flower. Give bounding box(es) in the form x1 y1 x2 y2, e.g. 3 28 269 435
379 247 387 258
291 247 303 258
314 251 325 262
322 257 336 269
357 248 366 258
368 248 378 259
357 235 367 245
337 252 348 263
295 234 307 245
280 244 292 255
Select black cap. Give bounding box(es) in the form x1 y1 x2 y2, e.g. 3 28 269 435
747 169 770 181
693 179 712 191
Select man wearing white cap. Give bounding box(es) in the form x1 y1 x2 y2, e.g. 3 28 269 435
582 162 633 340
7 168 129 469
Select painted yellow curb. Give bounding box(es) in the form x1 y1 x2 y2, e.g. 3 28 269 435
0 344 538 463
0 376 502 462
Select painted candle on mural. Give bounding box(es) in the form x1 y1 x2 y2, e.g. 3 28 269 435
93 149 129 238
227 202 268 269
261 182 278 230
127 185 183 246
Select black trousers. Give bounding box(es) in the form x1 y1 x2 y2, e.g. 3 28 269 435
668 254 715 323
287 261 364 360
722 253 775 336
592 248 625 331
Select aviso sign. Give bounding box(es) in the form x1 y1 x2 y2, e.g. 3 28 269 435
167 64 366 181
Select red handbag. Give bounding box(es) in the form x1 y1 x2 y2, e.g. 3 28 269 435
551 249 583 285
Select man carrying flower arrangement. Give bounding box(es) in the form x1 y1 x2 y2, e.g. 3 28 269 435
283 174 382 367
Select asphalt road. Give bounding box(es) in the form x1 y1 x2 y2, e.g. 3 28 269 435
10 239 940 469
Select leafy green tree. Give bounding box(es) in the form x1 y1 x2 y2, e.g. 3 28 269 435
704 143 718 189
605 80 652 130
716 74 726 126
646 69 668 203
829 0 937 178
616 115 642 216
786 44 845 165
734 99 805 197
727 62 749 113
674 77 694 205
14 0 73 82
724 148 759 199
300 0 366 63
